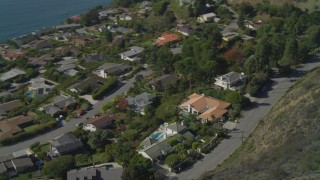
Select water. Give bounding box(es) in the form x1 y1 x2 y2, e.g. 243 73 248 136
151 132 164 140
0 0 111 42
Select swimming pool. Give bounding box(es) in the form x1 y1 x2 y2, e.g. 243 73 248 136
179 113 190 119
25 92 33 98
151 132 164 140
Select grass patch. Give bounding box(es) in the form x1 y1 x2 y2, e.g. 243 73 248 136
142 40 154 47
10 172 33 180
31 142 50 159
23 124 38 132
92 152 112 164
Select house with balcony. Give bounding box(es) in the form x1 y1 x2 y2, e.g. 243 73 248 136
28 78 55 98
214 72 246 91
179 93 231 123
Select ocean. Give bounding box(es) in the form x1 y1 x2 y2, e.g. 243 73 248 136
0 0 111 42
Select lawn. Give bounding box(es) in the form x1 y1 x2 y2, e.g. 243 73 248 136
23 124 38 132
31 142 50 159
142 40 154 47
92 152 111 164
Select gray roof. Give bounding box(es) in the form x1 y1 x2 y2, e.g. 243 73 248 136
139 139 174 160
119 46 144 59
68 77 103 92
51 133 83 155
54 97 76 109
0 154 14 163
11 158 34 169
42 105 62 116
42 95 76 116
216 72 246 84
0 68 26 81
56 57 78 66
110 27 133 34
0 163 7 174
56 64 77 72
64 69 79 76
182 131 195 140
140 137 156 147
12 149 29 158
67 163 123 180
85 53 104 62
96 63 131 75
166 122 186 133
32 40 53 50
147 74 178 88
127 93 156 113
29 78 54 89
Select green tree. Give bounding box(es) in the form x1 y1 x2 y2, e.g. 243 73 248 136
193 0 206 16
102 29 113 42
42 155 75 179
279 36 298 67
88 129 113 150
122 155 155 180
165 154 181 168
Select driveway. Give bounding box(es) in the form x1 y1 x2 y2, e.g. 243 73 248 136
175 54 320 180
0 69 152 155
221 5 239 33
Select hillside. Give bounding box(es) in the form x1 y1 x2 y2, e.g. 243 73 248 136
228 0 320 11
201 66 320 179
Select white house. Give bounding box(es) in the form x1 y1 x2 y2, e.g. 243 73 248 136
198 12 216 23
119 14 132 21
119 46 144 61
214 72 246 91
28 77 55 98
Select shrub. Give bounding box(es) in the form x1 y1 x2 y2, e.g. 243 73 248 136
92 77 118 100
165 154 181 168
42 155 75 179
0 120 56 146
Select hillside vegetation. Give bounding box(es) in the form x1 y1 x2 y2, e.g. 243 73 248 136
228 0 320 11
201 65 320 179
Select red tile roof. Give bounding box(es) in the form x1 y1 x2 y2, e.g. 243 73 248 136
155 33 180 46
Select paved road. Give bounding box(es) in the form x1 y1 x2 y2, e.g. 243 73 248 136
0 69 152 155
221 5 239 33
175 54 320 180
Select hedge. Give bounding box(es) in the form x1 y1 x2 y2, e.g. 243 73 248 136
92 77 118 100
0 120 57 146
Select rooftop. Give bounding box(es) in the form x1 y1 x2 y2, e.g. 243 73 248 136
0 113 36 139
86 115 115 129
0 100 23 115
155 33 180 46
179 93 230 121
67 163 123 180
119 46 145 58
0 68 26 81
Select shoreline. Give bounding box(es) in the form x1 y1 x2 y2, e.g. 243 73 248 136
0 0 111 42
